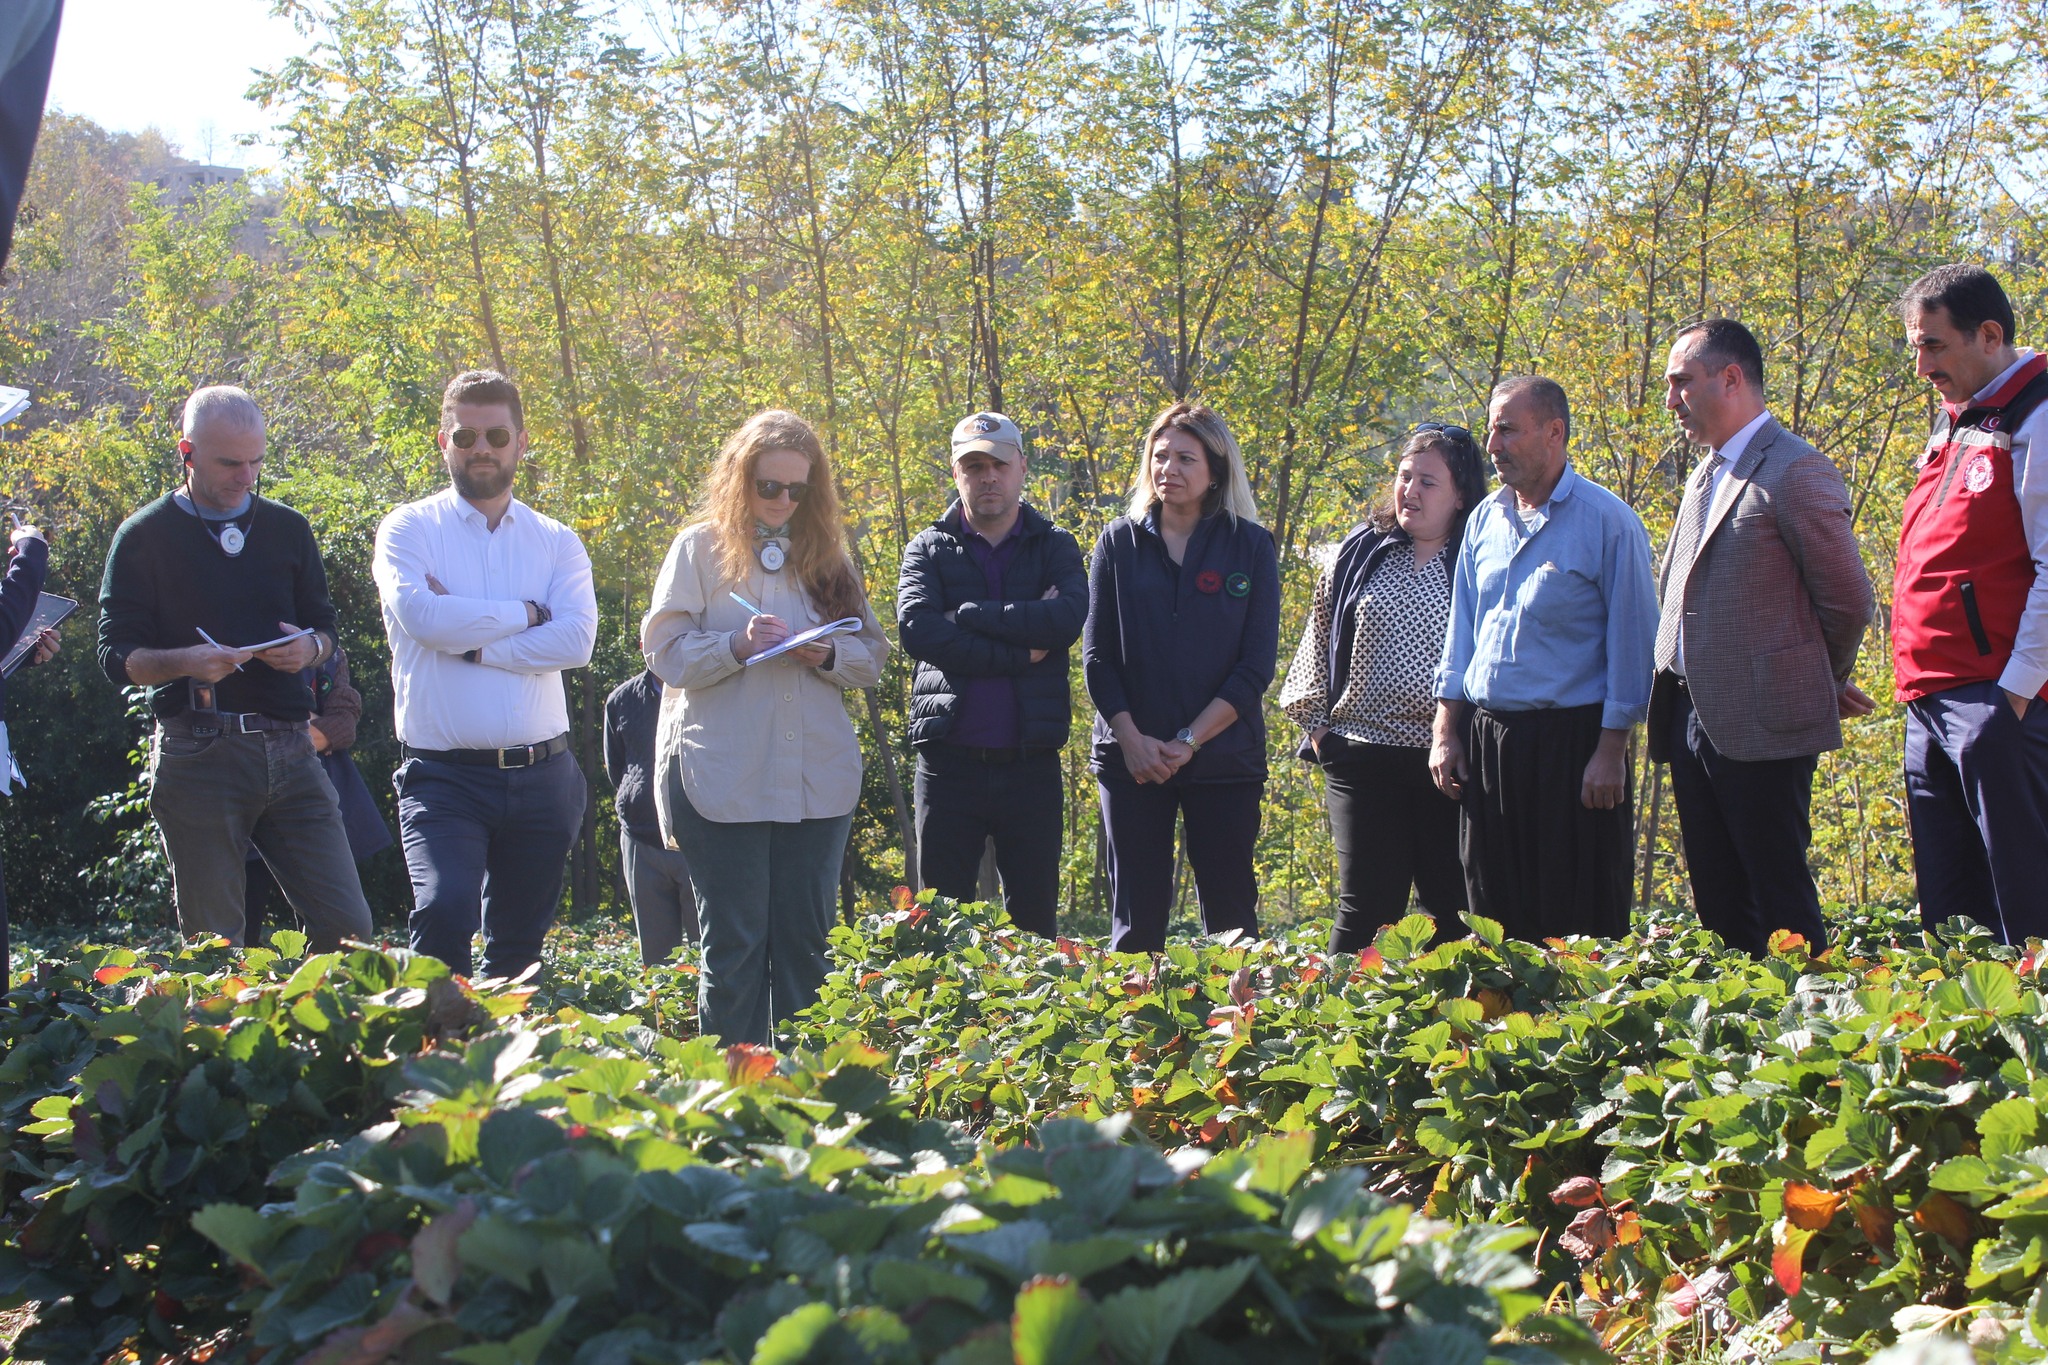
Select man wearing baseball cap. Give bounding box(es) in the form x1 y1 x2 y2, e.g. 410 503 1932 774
895 412 1088 935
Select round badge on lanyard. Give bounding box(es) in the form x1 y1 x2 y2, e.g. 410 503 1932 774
219 524 246 556
758 540 786 572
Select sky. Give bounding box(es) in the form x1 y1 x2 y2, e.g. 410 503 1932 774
43 0 311 169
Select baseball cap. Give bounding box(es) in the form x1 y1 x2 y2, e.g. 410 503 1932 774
951 411 1023 463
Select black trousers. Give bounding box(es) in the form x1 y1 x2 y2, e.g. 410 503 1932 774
914 746 1064 938
1321 741 1466 952
1098 777 1262 952
1463 704 1632 941
1664 684 1826 955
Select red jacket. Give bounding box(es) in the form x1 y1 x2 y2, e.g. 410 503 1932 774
1893 353 2048 701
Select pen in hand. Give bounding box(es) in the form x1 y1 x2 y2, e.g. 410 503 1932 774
196 627 246 672
729 590 769 616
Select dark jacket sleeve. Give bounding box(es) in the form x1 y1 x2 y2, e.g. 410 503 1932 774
953 529 1089 650
1082 525 1132 720
602 691 626 789
1214 527 1281 721
311 650 361 752
0 536 49 668
897 530 1033 676
97 516 150 686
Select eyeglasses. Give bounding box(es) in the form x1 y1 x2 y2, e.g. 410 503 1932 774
754 479 811 503
449 426 515 450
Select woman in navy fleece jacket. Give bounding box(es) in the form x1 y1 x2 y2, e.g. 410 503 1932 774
1084 402 1280 952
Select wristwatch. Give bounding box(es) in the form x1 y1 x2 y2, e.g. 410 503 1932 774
1175 726 1202 752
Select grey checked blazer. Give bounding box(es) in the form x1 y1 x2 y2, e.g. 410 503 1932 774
1648 416 1875 763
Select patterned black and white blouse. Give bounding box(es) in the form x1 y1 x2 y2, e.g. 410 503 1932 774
1280 540 1452 749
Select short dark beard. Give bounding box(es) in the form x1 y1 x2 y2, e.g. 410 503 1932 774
451 458 515 501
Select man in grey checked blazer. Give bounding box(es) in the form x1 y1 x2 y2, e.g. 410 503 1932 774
1648 319 1875 954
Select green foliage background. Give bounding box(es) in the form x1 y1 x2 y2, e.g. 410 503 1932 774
5 0 2042 932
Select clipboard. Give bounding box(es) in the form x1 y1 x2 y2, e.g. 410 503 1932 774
0 593 77 679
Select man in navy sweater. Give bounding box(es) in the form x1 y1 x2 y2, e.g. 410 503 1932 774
97 386 373 950
896 413 1087 937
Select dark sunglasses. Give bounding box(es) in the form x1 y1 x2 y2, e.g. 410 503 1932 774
1415 421 1473 444
449 426 515 450
755 479 811 502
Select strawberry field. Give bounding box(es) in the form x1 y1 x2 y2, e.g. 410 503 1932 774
3 900 2047 1364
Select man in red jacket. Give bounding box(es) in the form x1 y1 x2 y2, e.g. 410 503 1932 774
1895 265 2048 941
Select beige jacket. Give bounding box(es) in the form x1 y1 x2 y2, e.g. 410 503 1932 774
641 523 888 831
1650 417 1875 763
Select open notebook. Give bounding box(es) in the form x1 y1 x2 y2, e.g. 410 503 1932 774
744 617 862 666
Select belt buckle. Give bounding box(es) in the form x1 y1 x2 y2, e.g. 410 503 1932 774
235 713 262 735
499 743 533 769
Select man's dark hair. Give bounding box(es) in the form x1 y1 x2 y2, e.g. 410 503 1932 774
1902 264 2017 347
1492 375 1571 442
440 369 525 432
1675 318 1765 392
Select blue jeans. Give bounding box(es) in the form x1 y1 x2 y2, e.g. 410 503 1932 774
1906 680 2048 943
395 750 587 978
665 782 852 1046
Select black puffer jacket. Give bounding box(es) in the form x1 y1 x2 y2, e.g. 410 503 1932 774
897 502 1089 750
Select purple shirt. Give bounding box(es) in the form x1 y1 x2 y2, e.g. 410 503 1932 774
950 515 1026 748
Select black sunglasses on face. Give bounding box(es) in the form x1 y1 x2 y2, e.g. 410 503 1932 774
449 426 515 450
755 479 810 502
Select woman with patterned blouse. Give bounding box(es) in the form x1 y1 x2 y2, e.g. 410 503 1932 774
1280 425 1491 952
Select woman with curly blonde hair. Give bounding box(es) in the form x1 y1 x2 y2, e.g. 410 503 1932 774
641 409 888 1044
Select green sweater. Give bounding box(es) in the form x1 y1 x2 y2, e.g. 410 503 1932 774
96 493 340 720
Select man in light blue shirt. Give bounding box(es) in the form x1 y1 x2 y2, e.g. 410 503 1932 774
1429 376 1657 940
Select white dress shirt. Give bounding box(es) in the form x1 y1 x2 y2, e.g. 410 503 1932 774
1971 350 2048 698
1676 407 1773 675
373 487 598 750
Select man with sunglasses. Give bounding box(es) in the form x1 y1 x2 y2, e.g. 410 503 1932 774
896 412 1087 936
372 369 597 979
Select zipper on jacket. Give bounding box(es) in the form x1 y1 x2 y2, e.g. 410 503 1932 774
1929 419 1967 513
1959 579 1994 656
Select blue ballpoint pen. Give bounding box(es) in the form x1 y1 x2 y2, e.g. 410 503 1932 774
728 590 769 616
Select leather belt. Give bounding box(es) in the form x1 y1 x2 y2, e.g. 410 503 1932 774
403 733 571 769
163 712 309 736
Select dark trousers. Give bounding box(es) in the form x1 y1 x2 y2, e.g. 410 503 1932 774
1664 684 1825 955
621 828 698 965
666 783 852 1046
913 746 1063 938
1098 777 1262 953
1320 741 1465 952
1462 704 1632 941
1905 680 2048 943
151 726 373 951
396 750 587 979
244 855 297 945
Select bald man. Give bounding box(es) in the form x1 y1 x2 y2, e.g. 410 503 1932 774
97 385 373 950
